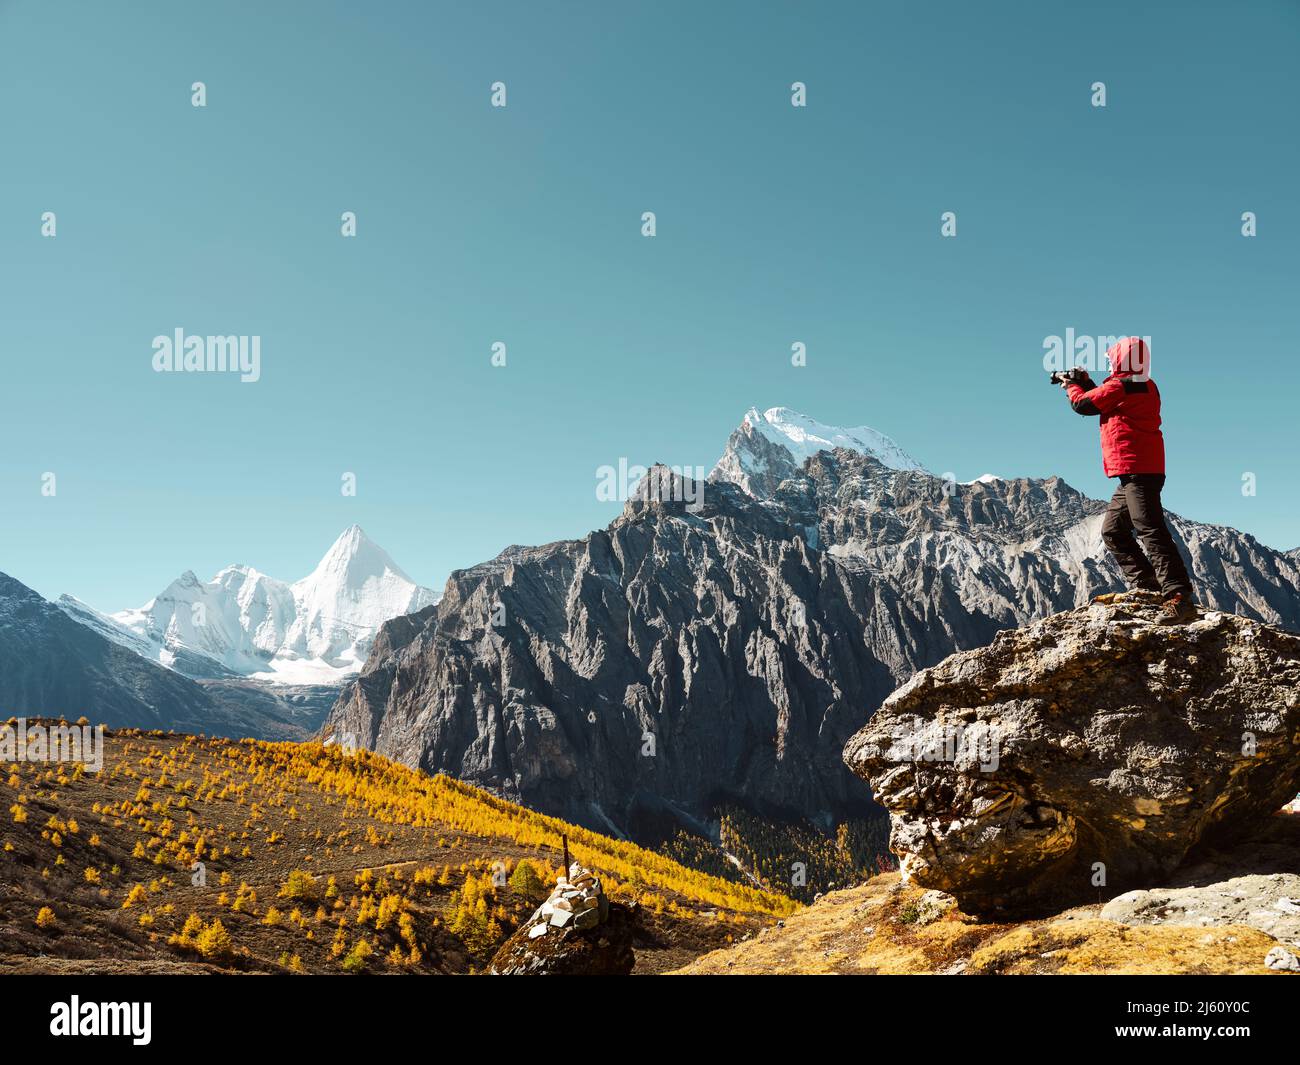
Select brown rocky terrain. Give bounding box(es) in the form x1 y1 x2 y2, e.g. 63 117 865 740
674 812 1300 975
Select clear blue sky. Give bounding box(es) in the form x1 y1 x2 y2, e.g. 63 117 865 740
2 0 1297 611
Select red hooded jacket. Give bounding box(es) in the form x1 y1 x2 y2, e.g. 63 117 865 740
1065 337 1165 477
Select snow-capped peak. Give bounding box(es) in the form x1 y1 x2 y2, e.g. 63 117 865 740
746 407 926 471
710 406 926 498
282 526 438 680
62 527 440 687
301 524 415 590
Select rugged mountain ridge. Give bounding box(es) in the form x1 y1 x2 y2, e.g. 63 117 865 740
325 428 1300 839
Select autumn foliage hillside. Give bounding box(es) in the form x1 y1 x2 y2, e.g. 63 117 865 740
0 723 797 974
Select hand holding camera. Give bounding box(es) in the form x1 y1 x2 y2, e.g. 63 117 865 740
1049 367 1094 389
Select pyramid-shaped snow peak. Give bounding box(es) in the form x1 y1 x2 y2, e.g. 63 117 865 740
284 526 437 673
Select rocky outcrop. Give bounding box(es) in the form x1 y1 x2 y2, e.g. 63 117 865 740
844 594 1300 916
325 421 1300 840
489 864 633 975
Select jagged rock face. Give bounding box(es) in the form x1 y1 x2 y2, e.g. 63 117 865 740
325 449 1300 840
843 595 1300 916
327 471 887 830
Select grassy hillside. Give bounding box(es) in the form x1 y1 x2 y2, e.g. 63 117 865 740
0 721 797 974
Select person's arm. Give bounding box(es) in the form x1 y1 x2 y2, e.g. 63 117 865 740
1066 375 1124 417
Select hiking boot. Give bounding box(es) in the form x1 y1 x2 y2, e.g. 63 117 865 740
1157 592 1196 625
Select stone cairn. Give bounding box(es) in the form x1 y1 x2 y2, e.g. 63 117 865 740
525 862 611 939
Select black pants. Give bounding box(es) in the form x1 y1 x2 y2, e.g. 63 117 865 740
1101 474 1193 597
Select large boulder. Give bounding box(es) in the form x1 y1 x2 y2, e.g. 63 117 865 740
843 594 1300 916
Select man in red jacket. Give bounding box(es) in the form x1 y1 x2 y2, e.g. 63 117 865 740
1062 336 1196 623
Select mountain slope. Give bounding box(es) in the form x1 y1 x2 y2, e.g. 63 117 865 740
0 572 293 736
0 729 792 974
323 410 1300 842
62 526 439 685
56 593 239 679
280 525 439 681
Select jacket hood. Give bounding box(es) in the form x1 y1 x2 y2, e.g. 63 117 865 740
1107 336 1150 378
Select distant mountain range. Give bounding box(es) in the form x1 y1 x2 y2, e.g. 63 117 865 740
323 406 1300 841
0 571 317 737
7 406 1299 833
57 525 438 685
1 527 438 740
